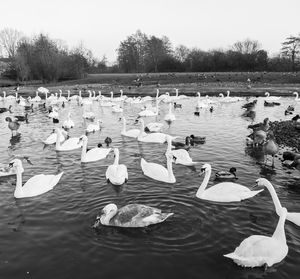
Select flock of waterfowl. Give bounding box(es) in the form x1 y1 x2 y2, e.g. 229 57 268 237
1 87 300 269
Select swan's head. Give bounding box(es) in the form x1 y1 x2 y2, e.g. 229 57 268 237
78 135 88 144
255 178 270 188
166 92 169 96
219 93 224 98
9 159 24 173
200 163 211 175
113 148 119 157
197 92 200 97
93 203 118 228
265 92 269 96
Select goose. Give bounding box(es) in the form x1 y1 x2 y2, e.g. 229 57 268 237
215 167 237 180
141 136 176 183
5 117 20 136
164 103 176 122
224 206 288 268
293 92 300 101
55 128 82 151
138 100 159 117
31 91 42 102
9 159 63 198
43 129 67 145
262 132 279 167
78 135 111 163
196 163 263 202
137 119 174 143
144 122 164 133
93 203 174 228
121 117 140 138
62 112 75 129
86 119 102 133
255 178 300 227
265 92 281 102
105 148 128 185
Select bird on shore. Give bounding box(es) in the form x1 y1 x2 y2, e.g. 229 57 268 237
263 132 279 168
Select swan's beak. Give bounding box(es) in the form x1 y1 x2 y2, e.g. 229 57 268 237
199 168 206 176
8 162 14 168
25 157 33 165
92 216 101 228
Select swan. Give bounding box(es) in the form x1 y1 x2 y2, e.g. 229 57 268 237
82 110 95 120
81 90 93 105
121 116 140 138
58 91 67 103
68 90 78 101
219 93 236 103
196 92 208 109
265 92 281 102
62 112 75 129
105 148 128 185
48 106 59 118
255 178 300 227
93 203 174 228
78 135 111 163
164 103 176 122
31 91 41 102
226 90 243 102
141 136 176 183
0 91 6 101
9 159 63 198
137 119 175 143
144 122 164 132
43 129 67 145
176 88 188 99
86 119 102 133
293 92 300 101
138 100 159 117
224 206 288 268
196 163 263 202
112 104 123 113
55 128 82 151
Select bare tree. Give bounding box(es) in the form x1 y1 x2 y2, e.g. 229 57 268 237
175 45 190 63
0 28 23 58
281 35 300 71
232 39 260 54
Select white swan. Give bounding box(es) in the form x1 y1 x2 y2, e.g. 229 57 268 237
293 92 300 101
82 110 95 120
144 122 164 133
86 119 102 133
32 91 41 102
224 206 288 268
112 104 123 113
55 128 82 151
164 103 176 122
43 129 67 145
62 112 75 129
141 135 176 183
78 135 111 163
226 90 243 102
176 88 188 99
137 119 174 143
121 117 140 138
48 106 59 118
9 159 63 198
255 178 300 227
93 203 174 228
105 148 128 185
171 149 199 166
265 92 281 102
196 163 263 202
196 92 208 108
58 91 67 103
138 100 159 117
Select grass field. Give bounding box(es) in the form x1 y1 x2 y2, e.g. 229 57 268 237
1 72 300 97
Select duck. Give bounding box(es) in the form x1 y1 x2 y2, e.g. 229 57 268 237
43 129 67 145
105 148 128 185
224 206 288 268
0 105 12 113
121 117 140 138
86 119 102 133
215 167 237 180
8 159 63 198
55 128 82 151
93 203 173 228
144 122 164 133
293 92 300 101
172 136 192 150
264 92 281 102
137 119 174 143
5 117 20 136
196 163 263 202
190 134 206 144
62 112 75 129
78 135 111 163
262 132 279 167
104 137 112 147
14 113 28 123
173 102 182 108
255 178 300 226
141 136 176 183
164 103 176 122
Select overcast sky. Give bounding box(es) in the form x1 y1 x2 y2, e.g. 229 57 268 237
1 0 299 62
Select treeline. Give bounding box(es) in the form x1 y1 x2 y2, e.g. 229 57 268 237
117 31 300 73
0 28 300 83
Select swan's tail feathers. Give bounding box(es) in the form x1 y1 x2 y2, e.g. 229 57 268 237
224 252 237 260
158 212 174 223
140 158 147 170
51 172 64 189
287 212 300 227
244 189 264 199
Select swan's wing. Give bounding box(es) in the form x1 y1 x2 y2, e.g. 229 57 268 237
106 165 127 181
141 158 169 180
86 148 110 160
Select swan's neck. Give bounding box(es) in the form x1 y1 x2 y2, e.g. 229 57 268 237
220 93 224 98
67 91 70 99
156 89 159 99
79 91 81 97
14 167 23 196
139 121 145 136
176 89 178 97
56 130 61 149
196 169 211 197
114 152 119 165
272 211 287 243
45 92 48 100
122 118 126 133
110 92 113 100
81 139 87 160
197 92 200 100
100 210 117 225
266 92 270 97
227 91 230 97
265 181 282 215
167 155 175 181
295 93 299 100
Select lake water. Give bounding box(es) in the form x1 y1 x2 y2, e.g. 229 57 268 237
0 95 299 279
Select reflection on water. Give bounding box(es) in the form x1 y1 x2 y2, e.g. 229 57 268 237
0 96 300 278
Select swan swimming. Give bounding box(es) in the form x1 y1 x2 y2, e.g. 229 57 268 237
264 92 281 102
121 117 140 138
93 203 174 228
141 135 176 183
9 159 63 198
43 129 67 145
224 206 288 268
164 103 176 122
105 148 128 185
55 128 82 151
78 135 111 163
86 119 102 133
62 112 75 129
196 163 263 202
